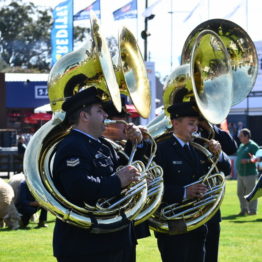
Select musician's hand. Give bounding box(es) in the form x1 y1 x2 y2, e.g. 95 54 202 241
116 165 140 188
138 125 150 140
186 183 207 199
208 139 221 156
125 123 143 144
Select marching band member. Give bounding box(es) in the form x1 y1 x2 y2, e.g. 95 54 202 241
154 101 231 262
52 87 148 262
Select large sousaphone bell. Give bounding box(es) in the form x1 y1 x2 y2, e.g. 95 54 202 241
114 27 151 118
23 14 157 233
147 19 258 235
150 19 258 133
163 28 233 124
181 19 258 106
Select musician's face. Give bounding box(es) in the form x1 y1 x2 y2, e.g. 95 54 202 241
172 117 199 142
83 104 108 137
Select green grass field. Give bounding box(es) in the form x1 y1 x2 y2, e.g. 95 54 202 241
1 180 261 262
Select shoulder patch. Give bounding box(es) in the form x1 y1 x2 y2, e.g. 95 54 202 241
66 158 80 167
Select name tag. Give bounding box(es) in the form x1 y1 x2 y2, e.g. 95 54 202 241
173 161 183 165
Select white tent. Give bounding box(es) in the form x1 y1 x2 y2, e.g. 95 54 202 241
34 104 52 113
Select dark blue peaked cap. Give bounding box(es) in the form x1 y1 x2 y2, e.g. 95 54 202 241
167 101 200 119
62 87 102 114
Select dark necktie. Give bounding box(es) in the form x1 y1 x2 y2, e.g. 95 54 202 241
184 144 194 162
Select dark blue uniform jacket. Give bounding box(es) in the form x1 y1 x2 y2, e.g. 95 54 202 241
154 135 231 237
52 130 138 257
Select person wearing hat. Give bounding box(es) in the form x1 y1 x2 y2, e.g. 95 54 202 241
153 101 231 262
52 86 148 262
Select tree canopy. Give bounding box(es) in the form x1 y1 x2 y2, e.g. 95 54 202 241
0 1 52 72
0 0 88 72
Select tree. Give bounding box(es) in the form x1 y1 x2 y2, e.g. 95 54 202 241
0 1 88 72
0 1 52 72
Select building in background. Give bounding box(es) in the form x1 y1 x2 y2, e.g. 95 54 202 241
0 73 50 140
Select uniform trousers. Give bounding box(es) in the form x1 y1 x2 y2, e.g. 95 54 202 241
237 175 258 213
156 225 207 262
205 222 220 262
56 244 136 262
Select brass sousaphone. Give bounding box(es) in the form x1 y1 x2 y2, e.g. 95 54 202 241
23 14 162 233
148 19 258 234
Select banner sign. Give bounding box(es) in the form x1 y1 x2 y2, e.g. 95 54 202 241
73 0 101 20
113 0 137 21
51 0 73 65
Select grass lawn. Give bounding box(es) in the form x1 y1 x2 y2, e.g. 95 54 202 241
1 180 261 262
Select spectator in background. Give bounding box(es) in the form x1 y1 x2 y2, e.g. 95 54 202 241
17 136 26 156
237 121 244 136
235 121 244 145
16 136 27 173
236 128 260 216
228 122 237 139
15 180 48 228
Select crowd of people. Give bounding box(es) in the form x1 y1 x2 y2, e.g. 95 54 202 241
6 87 261 262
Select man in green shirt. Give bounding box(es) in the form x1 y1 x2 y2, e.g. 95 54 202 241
236 128 260 215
